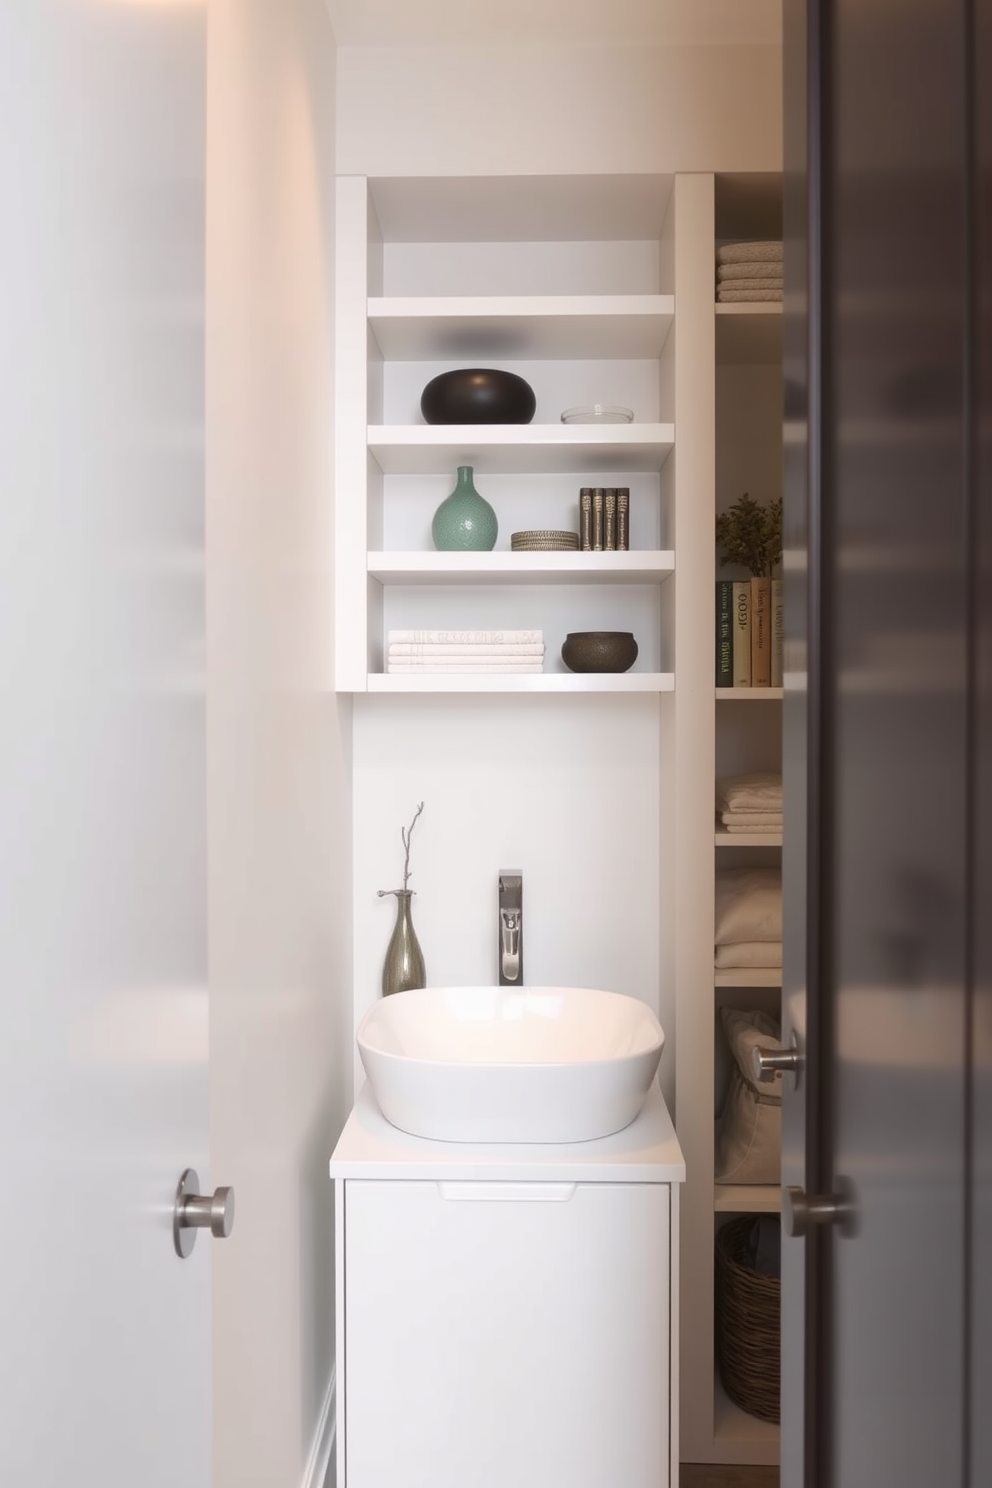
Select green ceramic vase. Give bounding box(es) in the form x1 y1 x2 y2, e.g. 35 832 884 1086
431 465 498 551
380 889 426 996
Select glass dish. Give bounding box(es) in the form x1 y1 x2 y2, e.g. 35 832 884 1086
560 404 634 425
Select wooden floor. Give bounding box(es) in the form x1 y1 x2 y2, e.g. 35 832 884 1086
680 1467 778 1488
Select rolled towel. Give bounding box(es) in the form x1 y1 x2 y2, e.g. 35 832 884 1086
715 941 783 969
715 866 782 945
717 239 784 265
717 288 783 302
718 261 786 281
717 773 783 812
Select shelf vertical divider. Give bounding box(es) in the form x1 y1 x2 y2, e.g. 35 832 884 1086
668 172 719 1463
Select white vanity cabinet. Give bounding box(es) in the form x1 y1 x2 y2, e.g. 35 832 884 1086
329 1083 685 1488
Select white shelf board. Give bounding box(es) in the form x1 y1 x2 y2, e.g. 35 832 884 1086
714 826 782 847
715 302 783 366
368 551 675 586
715 686 783 701
714 968 783 988
713 1378 780 1464
368 423 675 475
368 295 675 360
367 672 675 695
714 1184 781 1214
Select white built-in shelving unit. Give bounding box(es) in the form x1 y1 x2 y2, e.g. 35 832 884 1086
335 170 784 1471
677 173 785 1469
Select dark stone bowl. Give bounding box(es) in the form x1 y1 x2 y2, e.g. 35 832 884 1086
561 631 639 674
420 368 536 425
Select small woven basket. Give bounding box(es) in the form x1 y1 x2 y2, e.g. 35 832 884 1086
714 1216 781 1423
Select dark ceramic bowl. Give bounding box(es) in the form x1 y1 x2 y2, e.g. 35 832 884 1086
420 368 536 425
561 631 639 674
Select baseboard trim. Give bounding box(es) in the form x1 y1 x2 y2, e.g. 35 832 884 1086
302 1365 336 1488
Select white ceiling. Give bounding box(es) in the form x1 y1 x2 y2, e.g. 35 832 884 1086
323 0 782 49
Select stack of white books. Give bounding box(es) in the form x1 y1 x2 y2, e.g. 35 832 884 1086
386 629 545 674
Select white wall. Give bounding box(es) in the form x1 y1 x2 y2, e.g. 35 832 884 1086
336 43 782 177
206 3 352 1486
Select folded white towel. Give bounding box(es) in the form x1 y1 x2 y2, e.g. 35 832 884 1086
388 628 543 645
388 643 545 658
715 867 782 945
718 261 786 281
720 811 783 827
717 288 783 302
716 277 783 292
717 773 784 812
386 657 544 669
717 240 784 265
715 941 783 970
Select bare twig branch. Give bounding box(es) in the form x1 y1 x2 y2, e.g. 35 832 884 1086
401 801 424 889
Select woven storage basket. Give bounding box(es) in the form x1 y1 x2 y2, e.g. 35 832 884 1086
714 1216 781 1423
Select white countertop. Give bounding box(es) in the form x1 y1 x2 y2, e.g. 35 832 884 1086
329 1079 685 1184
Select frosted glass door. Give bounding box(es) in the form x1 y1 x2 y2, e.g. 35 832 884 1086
343 1179 670 1488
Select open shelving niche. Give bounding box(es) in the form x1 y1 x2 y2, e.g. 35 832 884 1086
676 173 785 1468
334 174 684 694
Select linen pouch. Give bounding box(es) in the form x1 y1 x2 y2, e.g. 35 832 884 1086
715 1007 783 1185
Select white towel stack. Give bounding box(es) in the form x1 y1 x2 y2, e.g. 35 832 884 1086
386 628 545 674
714 865 782 970
716 240 783 303
716 772 783 834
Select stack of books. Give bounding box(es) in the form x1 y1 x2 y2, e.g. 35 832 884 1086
386 629 545 674
715 577 784 687
579 488 630 551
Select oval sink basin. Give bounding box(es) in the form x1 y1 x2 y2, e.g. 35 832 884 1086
356 985 665 1144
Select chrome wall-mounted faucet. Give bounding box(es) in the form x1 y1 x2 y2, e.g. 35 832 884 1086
498 872 523 985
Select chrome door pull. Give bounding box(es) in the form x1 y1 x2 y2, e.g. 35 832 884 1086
783 1178 858 1239
752 1044 804 1086
173 1168 235 1258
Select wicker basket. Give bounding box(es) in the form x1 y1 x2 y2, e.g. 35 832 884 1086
714 1216 781 1423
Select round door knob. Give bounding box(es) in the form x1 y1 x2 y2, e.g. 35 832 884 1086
783 1179 858 1239
751 1045 804 1085
173 1169 236 1259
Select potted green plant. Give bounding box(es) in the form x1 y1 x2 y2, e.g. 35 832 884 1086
715 492 782 577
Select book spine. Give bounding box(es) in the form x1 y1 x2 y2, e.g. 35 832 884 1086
750 576 772 687
715 580 734 687
604 488 617 551
771 577 784 687
732 580 752 686
592 488 604 551
579 488 592 551
616 488 629 550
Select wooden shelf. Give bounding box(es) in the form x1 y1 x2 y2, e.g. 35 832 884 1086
713 1184 781 1214
367 672 675 695
368 295 675 360
715 687 783 701
714 826 782 847
368 423 675 475
714 968 782 988
368 551 675 586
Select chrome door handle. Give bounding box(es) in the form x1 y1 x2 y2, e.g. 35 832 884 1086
751 1045 805 1085
173 1168 235 1259
783 1178 858 1239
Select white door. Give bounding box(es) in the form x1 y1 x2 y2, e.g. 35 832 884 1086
0 4 214 1484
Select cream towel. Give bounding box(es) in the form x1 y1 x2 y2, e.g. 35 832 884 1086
720 812 783 827
388 643 545 658
717 773 784 812
718 261 786 281
388 628 543 645
717 240 784 265
716 277 783 291
387 661 544 673
721 823 782 835
715 866 782 945
717 289 783 302
715 941 783 970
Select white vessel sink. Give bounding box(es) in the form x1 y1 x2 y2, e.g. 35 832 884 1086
356 985 665 1144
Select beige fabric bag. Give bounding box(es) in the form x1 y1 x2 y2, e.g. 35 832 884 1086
715 1007 783 1185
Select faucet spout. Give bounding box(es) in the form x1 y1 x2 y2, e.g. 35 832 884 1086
498 872 523 985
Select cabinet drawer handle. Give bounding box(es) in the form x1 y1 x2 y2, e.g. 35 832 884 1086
437 1182 577 1203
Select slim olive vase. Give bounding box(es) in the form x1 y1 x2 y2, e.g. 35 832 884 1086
380 889 426 996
